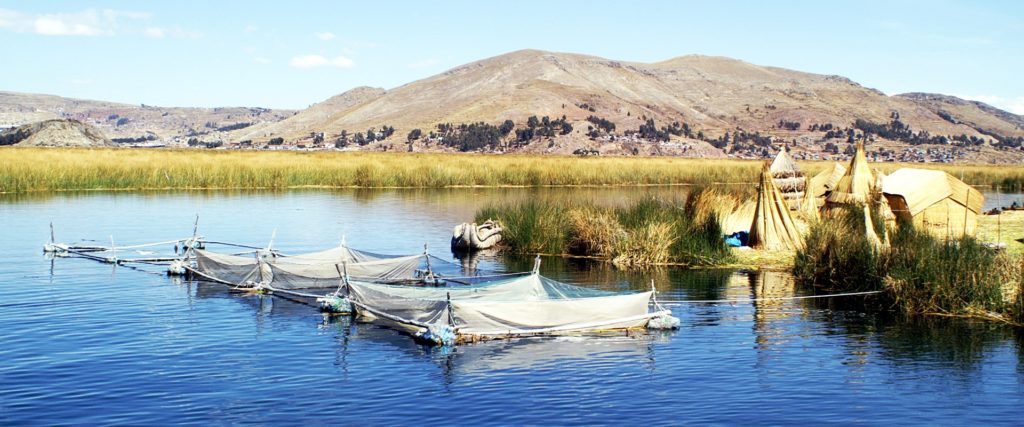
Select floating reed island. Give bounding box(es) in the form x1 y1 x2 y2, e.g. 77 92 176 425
475 193 735 268
471 144 1023 325
2 147 1024 192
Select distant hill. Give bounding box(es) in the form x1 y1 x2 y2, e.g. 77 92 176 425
1 50 1021 162
231 49 1023 162
0 119 113 147
0 91 295 145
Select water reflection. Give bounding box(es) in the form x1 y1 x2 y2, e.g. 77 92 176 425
318 312 661 383
7 188 1024 425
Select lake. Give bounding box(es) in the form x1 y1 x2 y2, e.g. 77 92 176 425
1 188 1022 425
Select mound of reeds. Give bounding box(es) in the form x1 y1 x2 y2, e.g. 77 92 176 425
475 192 733 268
793 206 884 292
795 204 1023 322
885 226 1012 316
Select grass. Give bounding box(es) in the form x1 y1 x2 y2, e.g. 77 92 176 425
794 206 1024 324
1 147 760 193
3 147 1024 192
885 226 1014 316
475 192 733 268
793 206 885 292
977 210 1024 257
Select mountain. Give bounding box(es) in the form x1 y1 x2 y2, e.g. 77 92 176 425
1 50 1021 162
0 119 112 147
0 90 295 144
229 49 1023 162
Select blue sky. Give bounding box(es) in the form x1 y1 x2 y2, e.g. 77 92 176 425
1 1 1021 113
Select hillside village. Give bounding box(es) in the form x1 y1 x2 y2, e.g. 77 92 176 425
2 50 1023 164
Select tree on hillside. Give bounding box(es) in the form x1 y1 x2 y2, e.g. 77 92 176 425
407 128 422 142
561 122 573 135
499 119 515 136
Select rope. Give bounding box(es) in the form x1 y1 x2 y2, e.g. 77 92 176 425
81 237 195 251
437 271 532 281
657 290 883 305
201 240 265 250
271 288 329 299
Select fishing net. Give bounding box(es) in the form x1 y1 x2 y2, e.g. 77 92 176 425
345 274 661 343
194 250 263 285
268 254 426 289
194 245 511 289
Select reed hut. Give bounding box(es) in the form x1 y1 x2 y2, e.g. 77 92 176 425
809 162 846 199
823 142 878 214
769 147 805 210
881 168 984 238
749 163 802 250
798 175 819 220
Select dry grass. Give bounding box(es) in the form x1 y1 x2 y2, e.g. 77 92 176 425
477 196 733 268
0 147 762 193
977 210 1024 257
3 147 1023 193
566 207 622 257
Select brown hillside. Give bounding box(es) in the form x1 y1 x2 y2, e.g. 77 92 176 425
245 50 1023 150
0 119 113 147
0 91 294 144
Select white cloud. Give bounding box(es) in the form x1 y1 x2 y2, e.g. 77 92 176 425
253 56 271 65
315 31 336 40
0 8 154 36
243 24 259 34
143 27 164 38
289 54 354 69
956 94 1024 115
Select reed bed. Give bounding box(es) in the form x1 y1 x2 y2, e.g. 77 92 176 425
2 147 1023 192
794 207 1024 323
793 207 885 292
0 148 759 192
475 192 733 267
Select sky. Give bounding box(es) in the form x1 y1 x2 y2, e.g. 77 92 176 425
1 1 1022 113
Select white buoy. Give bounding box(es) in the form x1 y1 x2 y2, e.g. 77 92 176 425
167 259 188 276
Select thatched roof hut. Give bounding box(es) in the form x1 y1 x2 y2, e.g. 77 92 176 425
823 142 879 214
808 162 846 200
881 168 984 238
769 147 805 209
798 175 819 221
749 163 802 251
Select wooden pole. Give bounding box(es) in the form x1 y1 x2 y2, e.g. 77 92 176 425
963 188 969 237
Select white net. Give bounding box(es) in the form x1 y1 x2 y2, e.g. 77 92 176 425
268 254 426 290
194 246 434 288
194 250 263 285
346 274 660 342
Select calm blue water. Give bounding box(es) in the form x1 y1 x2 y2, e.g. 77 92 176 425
1 189 1022 425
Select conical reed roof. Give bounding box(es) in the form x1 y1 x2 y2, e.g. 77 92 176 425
749 163 803 251
825 141 876 211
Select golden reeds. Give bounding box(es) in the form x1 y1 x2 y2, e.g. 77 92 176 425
5 147 1021 193
477 196 733 268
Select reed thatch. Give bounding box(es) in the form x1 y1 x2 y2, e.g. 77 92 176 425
881 168 984 238
798 175 819 221
769 147 806 209
824 142 878 214
809 162 847 199
750 163 802 251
